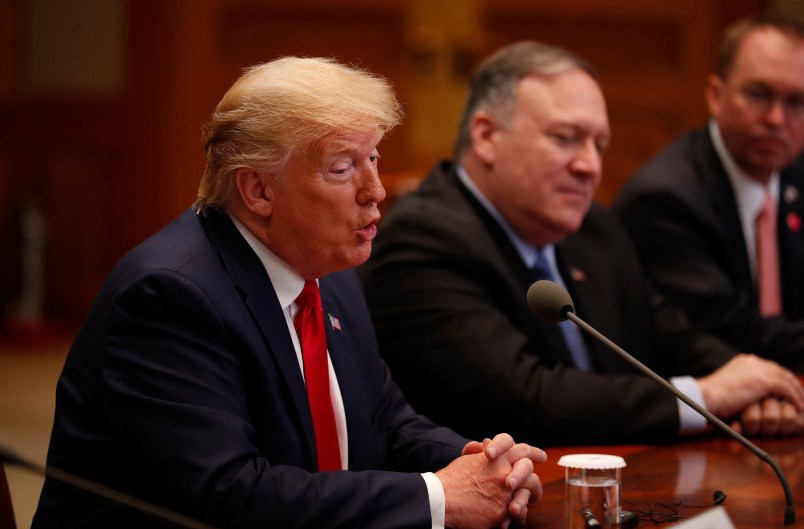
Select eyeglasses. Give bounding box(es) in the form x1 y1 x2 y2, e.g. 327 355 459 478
737 83 804 121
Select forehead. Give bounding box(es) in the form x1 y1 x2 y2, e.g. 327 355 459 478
514 70 609 130
731 28 804 89
318 129 383 157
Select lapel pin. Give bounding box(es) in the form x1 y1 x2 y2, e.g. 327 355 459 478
787 212 801 233
328 314 342 332
569 266 587 283
783 185 798 204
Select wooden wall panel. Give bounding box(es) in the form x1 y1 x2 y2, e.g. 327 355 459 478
215 6 409 170
0 0 772 331
2 103 125 327
482 2 719 204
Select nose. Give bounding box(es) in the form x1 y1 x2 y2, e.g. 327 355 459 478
569 139 603 181
762 98 787 127
357 165 386 205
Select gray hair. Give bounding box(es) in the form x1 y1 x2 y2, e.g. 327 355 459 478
453 41 597 156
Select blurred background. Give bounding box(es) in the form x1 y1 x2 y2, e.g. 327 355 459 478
1 0 803 527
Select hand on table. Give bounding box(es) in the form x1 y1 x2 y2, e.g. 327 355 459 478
437 433 547 529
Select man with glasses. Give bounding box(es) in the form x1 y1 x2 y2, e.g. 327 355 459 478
615 15 804 385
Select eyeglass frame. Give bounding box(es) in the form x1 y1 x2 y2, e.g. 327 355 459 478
729 79 804 121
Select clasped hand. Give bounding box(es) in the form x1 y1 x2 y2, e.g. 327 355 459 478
436 433 547 529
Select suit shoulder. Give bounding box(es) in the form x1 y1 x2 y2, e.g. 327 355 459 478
103 209 225 296
377 165 487 247
578 203 632 242
618 130 708 197
614 129 715 217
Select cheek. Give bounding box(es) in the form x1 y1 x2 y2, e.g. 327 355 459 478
788 125 804 148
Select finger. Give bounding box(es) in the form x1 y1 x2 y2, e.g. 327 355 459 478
740 402 761 436
519 472 543 504
759 398 781 437
500 443 548 467
506 458 535 490
461 440 484 456
794 410 804 434
793 381 804 410
777 401 800 436
485 433 514 459
775 370 804 409
509 487 532 523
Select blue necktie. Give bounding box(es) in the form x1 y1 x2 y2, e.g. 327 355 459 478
530 252 592 371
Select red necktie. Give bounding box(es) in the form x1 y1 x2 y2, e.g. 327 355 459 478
294 280 341 471
756 192 782 316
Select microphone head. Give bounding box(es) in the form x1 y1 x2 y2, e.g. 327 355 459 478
527 280 575 323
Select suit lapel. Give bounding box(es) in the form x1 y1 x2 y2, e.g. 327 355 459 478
697 132 755 287
436 167 574 366
778 160 804 315
200 211 318 464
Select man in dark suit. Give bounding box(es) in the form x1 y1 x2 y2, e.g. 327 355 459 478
31 57 546 529
361 41 804 448
614 15 804 379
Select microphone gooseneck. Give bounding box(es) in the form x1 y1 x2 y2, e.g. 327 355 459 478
526 279 796 527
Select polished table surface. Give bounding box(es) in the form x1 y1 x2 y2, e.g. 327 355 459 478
527 433 804 528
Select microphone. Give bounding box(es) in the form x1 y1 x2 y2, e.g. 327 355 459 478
526 279 796 527
0 444 218 529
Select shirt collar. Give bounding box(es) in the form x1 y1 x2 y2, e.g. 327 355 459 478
709 119 779 219
455 164 555 268
228 212 306 310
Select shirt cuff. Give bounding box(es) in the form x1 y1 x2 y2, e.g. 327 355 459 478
421 472 446 529
670 376 708 433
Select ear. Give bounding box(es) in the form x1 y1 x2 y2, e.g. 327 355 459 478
705 73 725 117
470 111 501 165
234 167 273 218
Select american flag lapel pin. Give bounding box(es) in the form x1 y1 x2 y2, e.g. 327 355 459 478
569 266 587 283
328 314 342 332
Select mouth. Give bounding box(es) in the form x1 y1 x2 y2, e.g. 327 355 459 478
357 216 381 241
754 135 787 153
560 187 591 203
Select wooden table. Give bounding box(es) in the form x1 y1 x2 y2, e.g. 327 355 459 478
526 434 804 528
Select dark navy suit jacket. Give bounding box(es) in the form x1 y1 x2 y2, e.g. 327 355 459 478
615 127 804 372
32 208 466 529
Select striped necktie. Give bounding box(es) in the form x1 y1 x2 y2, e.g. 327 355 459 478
530 253 592 371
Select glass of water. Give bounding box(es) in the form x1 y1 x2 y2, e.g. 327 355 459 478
558 454 626 529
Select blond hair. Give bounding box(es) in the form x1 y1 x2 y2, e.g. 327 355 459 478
197 57 403 213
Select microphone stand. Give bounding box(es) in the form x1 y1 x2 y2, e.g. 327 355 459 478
566 311 796 526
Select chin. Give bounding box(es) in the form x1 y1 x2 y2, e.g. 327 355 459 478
339 250 371 271
561 211 587 231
